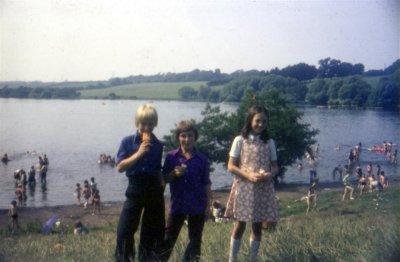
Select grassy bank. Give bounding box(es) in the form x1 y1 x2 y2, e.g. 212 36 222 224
79 81 217 100
1 186 399 261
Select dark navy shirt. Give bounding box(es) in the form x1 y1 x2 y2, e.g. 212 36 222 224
116 130 163 177
163 148 211 215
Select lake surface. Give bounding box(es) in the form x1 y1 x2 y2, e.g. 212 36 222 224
0 98 398 209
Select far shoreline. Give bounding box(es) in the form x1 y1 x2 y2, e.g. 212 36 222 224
0 97 397 111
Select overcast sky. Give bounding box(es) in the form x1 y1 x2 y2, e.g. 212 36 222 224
1 0 399 82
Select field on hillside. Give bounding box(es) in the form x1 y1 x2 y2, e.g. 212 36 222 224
79 81 218 100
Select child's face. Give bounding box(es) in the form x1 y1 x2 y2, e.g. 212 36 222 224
251 112 268 134
138 119 156 134
178 130 196 152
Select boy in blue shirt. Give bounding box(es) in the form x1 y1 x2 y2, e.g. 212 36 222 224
115 104 165 262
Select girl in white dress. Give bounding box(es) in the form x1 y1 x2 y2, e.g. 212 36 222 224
225 105 279 262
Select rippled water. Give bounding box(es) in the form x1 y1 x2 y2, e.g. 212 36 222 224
0 99 398 209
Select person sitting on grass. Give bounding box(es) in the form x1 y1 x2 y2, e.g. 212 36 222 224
342 173 354 200
73 221 89 235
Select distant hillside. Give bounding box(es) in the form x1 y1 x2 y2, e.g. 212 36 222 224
79 81 216 100
0 80 107 89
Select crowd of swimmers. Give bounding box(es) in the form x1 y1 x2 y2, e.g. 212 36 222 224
6 154 49 232
11 154 49 208
98 153 115 166
294 140 395 214
3 151 110 232
74 177 101 215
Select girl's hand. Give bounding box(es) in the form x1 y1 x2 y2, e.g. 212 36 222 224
260 171 273 182
247 171 264 183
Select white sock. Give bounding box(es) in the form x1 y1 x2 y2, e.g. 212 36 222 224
249 239 261 262
229 237 241 262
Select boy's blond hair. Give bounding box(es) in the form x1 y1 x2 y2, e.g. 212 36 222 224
135 104 158 127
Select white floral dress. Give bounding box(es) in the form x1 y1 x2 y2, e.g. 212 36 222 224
225 137 279 222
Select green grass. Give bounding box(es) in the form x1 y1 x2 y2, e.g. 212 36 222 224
1 187 399 261
78 81 213 100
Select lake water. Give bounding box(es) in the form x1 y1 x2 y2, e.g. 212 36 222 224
0 98 398 209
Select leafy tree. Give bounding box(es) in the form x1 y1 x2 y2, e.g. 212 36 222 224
198 85 211 100
327 78 343 105
108 92 119 99
0 86 11 97
163 89 318 183
368 71 400 109
338 76 371 106
279 63 318 81
318 58 341 78
178 86 197 99
383 59 400 75
221 75 306 103
305 79 329 105
318 58 365 78
207 90 220 102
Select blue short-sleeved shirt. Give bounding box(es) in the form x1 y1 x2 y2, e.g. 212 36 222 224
116 130 163 177
163 148 211 215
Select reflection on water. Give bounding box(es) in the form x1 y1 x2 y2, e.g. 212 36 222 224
40 183 48 202
28 182 36 197
0 99 398 208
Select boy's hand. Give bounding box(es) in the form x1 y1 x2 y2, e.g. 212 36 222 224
137 141 151 157
173 164 187 177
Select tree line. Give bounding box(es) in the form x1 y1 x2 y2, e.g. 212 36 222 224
0 86 80 99
178 59 399 110
108 58 400 84
218 71 399 109
1 58 399 109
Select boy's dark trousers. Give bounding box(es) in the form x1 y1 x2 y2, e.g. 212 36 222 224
115 175 165 262
160 213 205 262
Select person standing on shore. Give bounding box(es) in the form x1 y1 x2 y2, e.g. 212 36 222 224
225 105 279 262
74 183 82 205
8 200 19 232
114 104 165 262
15 184 24 207
160 120 211 262
307 152 317 185
342 173 354 200
92 189 100 215
82 183 91 209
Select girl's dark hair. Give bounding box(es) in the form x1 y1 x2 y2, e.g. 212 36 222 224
241 105 270 142
175 120 199 141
